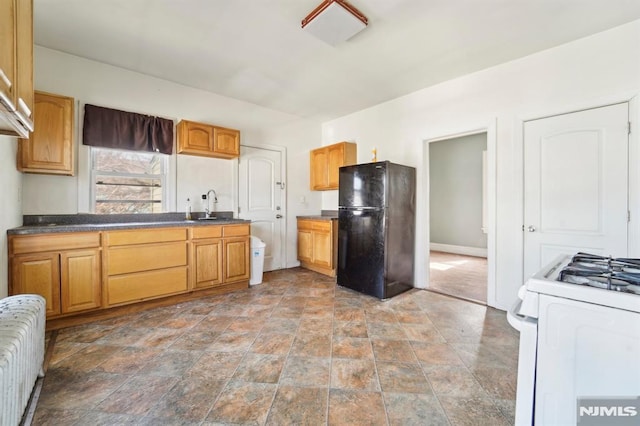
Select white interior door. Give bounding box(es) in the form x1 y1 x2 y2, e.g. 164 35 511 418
238 146 285 271
523 103 629 279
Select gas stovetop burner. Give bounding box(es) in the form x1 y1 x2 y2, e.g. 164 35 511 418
558 253 640 294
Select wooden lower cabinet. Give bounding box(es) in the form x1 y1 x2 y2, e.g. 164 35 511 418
11 252 61 317
297 229 313 263
191 224 250 289
107 241 187 276
9 232 102 318
224 237 250 282
9 224 250 322
105 228 189 306
107 267 188 306
296 218 338 277
192 239 223 289
60 249 101 313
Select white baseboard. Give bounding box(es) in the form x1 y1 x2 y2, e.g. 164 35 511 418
430 243 487 258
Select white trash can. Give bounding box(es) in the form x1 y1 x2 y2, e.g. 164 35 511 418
250 236 266 285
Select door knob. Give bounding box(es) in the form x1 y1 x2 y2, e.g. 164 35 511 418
527 225 536 232
276 214 283 219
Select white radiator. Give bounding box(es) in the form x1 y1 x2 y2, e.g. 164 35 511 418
0 295 46 426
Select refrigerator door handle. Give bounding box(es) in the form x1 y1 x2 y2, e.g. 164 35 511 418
339 206 382 210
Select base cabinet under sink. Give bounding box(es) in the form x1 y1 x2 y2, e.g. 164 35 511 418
8 223 250 324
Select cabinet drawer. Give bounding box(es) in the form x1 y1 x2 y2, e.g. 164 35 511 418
223 224 250 237
107 227 187 246
312 221 332 232
297 220 331 232
107 266 188 305
108 242 187 275
10 232 101 254
191 226 223 239
297 219 313 231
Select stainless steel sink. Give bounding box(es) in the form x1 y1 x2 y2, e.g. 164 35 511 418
197 217 219 221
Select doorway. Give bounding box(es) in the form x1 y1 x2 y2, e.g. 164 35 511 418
428 132 488 304
238 145 286 271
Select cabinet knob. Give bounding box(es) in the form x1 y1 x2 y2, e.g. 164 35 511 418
276 214 283 219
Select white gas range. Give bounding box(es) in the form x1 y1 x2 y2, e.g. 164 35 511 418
507 254 640 425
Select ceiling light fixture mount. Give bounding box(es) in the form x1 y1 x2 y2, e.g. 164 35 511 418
301 0 368 45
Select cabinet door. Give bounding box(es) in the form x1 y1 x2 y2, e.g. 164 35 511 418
310 148 328 190
223 237 250 283
18 91 74 175
14 0 32 125
178 120 214 155
327 143 345 188
213 126 240 158
0 0 16 110
312 230 332 268
297 229 313 262
11 252 61 317
193 239 223 289
60 249 101 313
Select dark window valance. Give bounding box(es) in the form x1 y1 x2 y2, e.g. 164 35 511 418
82 104 174 155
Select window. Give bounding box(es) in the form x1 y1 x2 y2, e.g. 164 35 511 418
90 147 168 214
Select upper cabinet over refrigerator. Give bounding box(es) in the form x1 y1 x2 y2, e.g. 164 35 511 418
310 141 357 190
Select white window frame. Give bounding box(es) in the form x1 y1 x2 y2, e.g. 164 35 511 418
88 146 170 214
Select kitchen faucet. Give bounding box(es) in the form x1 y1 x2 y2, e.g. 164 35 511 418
204 189 218 218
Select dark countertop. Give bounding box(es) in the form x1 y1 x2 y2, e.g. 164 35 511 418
296 210 338 221
8 213 250 235
296 215 337 220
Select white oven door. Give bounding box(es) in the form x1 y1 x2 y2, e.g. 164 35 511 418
507 297 538 426
535 294 640 425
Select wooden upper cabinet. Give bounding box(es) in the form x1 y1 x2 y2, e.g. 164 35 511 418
213 126 240 158
177 120 214 154
327 143 349 188
310 149 328 191
177 119 240 159
310 142 357 190
0 0 17 116
15 0 33 127
18 91 74 175
0 0 33 138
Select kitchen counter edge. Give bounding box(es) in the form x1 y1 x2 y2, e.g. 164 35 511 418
296 215 337 220
8 219 251 235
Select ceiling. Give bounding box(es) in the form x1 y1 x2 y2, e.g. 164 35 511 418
34 0 640 121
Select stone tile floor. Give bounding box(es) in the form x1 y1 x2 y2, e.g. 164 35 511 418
33 268 519 425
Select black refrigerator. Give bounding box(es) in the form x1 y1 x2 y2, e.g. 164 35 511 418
337 161 416 299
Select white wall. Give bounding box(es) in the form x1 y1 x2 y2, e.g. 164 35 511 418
321 20 640 309
0 135 23 298
20 47 323 271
